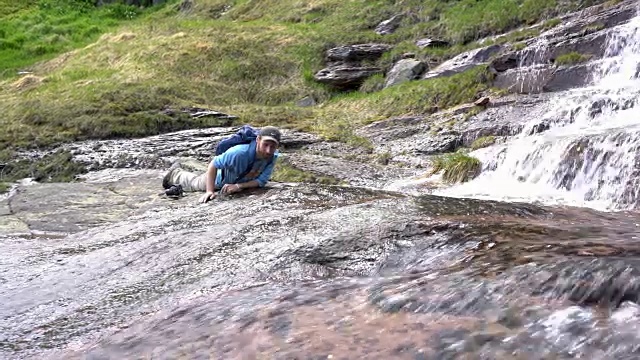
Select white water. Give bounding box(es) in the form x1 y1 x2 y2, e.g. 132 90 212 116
436 14 640 211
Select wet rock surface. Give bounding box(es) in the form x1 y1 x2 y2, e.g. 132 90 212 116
3 174 640 359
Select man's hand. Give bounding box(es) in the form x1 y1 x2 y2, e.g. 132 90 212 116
220 183 242 195
199 191 216 203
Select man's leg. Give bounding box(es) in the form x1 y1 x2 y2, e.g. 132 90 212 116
162 163 209 192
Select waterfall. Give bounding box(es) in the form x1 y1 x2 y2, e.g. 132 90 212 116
436 13 640 211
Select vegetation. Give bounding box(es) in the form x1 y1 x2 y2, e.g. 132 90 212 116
0 0 609 186
471 135 497 150
430 152 482 183
271 157 342 185
0 149 87 184
554 51 593 66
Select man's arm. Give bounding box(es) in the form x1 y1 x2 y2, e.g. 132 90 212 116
224 154 280 194
205 162 218 193
199 162 219 203
253 153 279 187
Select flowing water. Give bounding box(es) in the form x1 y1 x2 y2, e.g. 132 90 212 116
439 12 640 211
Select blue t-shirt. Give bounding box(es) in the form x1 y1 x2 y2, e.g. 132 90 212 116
211 140 280 188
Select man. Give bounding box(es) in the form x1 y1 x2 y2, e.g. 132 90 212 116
162 126 282 203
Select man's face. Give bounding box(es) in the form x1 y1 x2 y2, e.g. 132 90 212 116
257 136 279 158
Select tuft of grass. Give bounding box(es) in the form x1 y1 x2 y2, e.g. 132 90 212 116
430 152 482 183
271 157 342 185
541 18 562 30
554 51 592 66
471 135 496 150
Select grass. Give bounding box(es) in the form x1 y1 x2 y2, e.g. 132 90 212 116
471 135 496 150
430 152 482 183
0 182 9 194
554 51 593 66
0 0 169 79
0 0 610 181
271 157 343 185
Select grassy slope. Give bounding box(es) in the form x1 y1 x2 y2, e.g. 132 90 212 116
0 0 607 160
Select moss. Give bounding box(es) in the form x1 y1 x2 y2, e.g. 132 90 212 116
0 149 87 183
471 135 496 150
541 18 562 30
271 157 342 185
430 152 482 183
554 52 592 66
512 42 527 51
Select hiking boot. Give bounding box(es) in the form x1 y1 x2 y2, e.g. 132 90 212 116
162 161 182 189
164 184 184 198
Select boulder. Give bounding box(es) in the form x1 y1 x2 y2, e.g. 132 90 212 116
384 59 427 88
422 44 503 80
326 43 393 63
314 64 382 90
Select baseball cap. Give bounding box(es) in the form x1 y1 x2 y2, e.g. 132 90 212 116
259 126 282 145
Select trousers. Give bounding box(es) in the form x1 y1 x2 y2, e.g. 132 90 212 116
166 168 216 192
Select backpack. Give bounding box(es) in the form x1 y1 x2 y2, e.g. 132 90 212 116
215 124 259 156
215 125 274 183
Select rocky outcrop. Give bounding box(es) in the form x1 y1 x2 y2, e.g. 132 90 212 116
489 0 640 94
422 44 503 80
493 63 596 94
325 43 393 63
12 127 324 173
415 38 450 49
314 43 392 89
314 65 383 89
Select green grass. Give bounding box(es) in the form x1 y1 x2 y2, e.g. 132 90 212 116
0 0 172 78
430 152 482 183
554 51 593 66
0 182 9 194
471 135 496 150
271 157 343 185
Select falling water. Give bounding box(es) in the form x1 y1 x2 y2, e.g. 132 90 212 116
438 13 640 211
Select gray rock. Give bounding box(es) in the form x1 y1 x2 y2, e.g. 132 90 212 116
285 152 418 188
422 44 503 80
375 14 404 35
540 0 638 41
313 64 382 90
415 38 450 49
384 59 427 88
494 63 595 94
13 127 323 173
326 43 393 63
296 96 316 107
